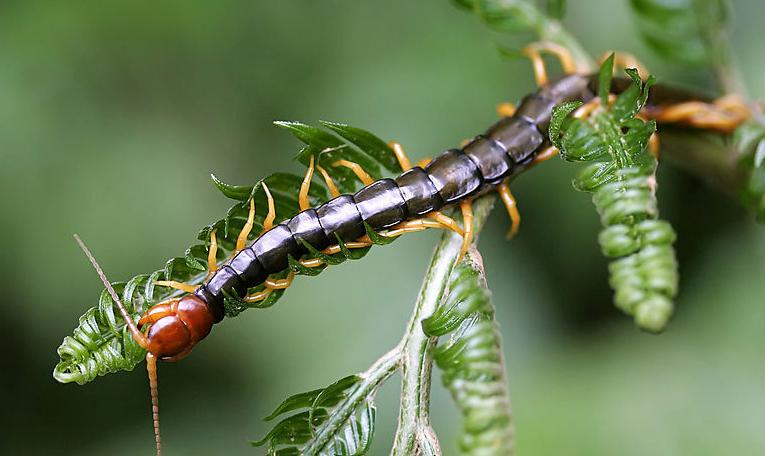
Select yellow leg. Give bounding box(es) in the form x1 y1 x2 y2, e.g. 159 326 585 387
496 102 516 118
296 240 375 269
542 42 578 74
648 133 660 159
416 157 432 168
299 155 315 211
458 200 474 262
154 280 198 294
390 142 436 171
358 219 449 241
382 224 425 237
320 240 373 255
317 165 341 198
523 45 549 87
265 272 296 290
243 272 297 304
390 142 412 171
380 219 432 238
294 239 374 269
235 198 256 254
646 95 750 134
574 98 601 119
428 211 465 236
530 145 559 166
650 102 709 121
207 229 218 274
244 289 272 303
497 182 521 240
332 159 375 186
262 183 276 232
522 41 578 87
299 257 324 268
716 94 751 118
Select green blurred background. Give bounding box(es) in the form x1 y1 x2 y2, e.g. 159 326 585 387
2 0 765 454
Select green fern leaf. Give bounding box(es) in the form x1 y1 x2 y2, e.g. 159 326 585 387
630 0 728 66
275 121 395 194
551 61 679 332
255 375 377 456
319 121 401 173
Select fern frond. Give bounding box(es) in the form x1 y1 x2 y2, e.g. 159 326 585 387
550 57 678 332
54 122 401 385
275 121 401 194
255 350 400 455
422 252 514 455
629 0 729 66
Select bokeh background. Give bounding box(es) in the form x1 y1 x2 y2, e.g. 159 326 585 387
2 1 765 454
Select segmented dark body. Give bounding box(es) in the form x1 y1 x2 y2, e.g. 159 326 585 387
195 74 689 322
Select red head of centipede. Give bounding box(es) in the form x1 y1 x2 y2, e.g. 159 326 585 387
74 234 212 455
138 294 214 360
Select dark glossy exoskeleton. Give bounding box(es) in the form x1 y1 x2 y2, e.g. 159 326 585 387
145 73 706 359
144 74 595 358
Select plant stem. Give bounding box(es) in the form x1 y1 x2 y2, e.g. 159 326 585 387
391 196 496 456
302 347 400 455
659 128 746 193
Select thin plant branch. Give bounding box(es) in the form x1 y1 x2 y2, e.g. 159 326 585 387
302 347 400 454
392 196 497 456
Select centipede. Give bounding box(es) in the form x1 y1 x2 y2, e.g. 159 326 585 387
57 45 750 455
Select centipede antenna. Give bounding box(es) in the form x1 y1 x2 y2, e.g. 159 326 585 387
146 353 162 456
73 234 149 349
